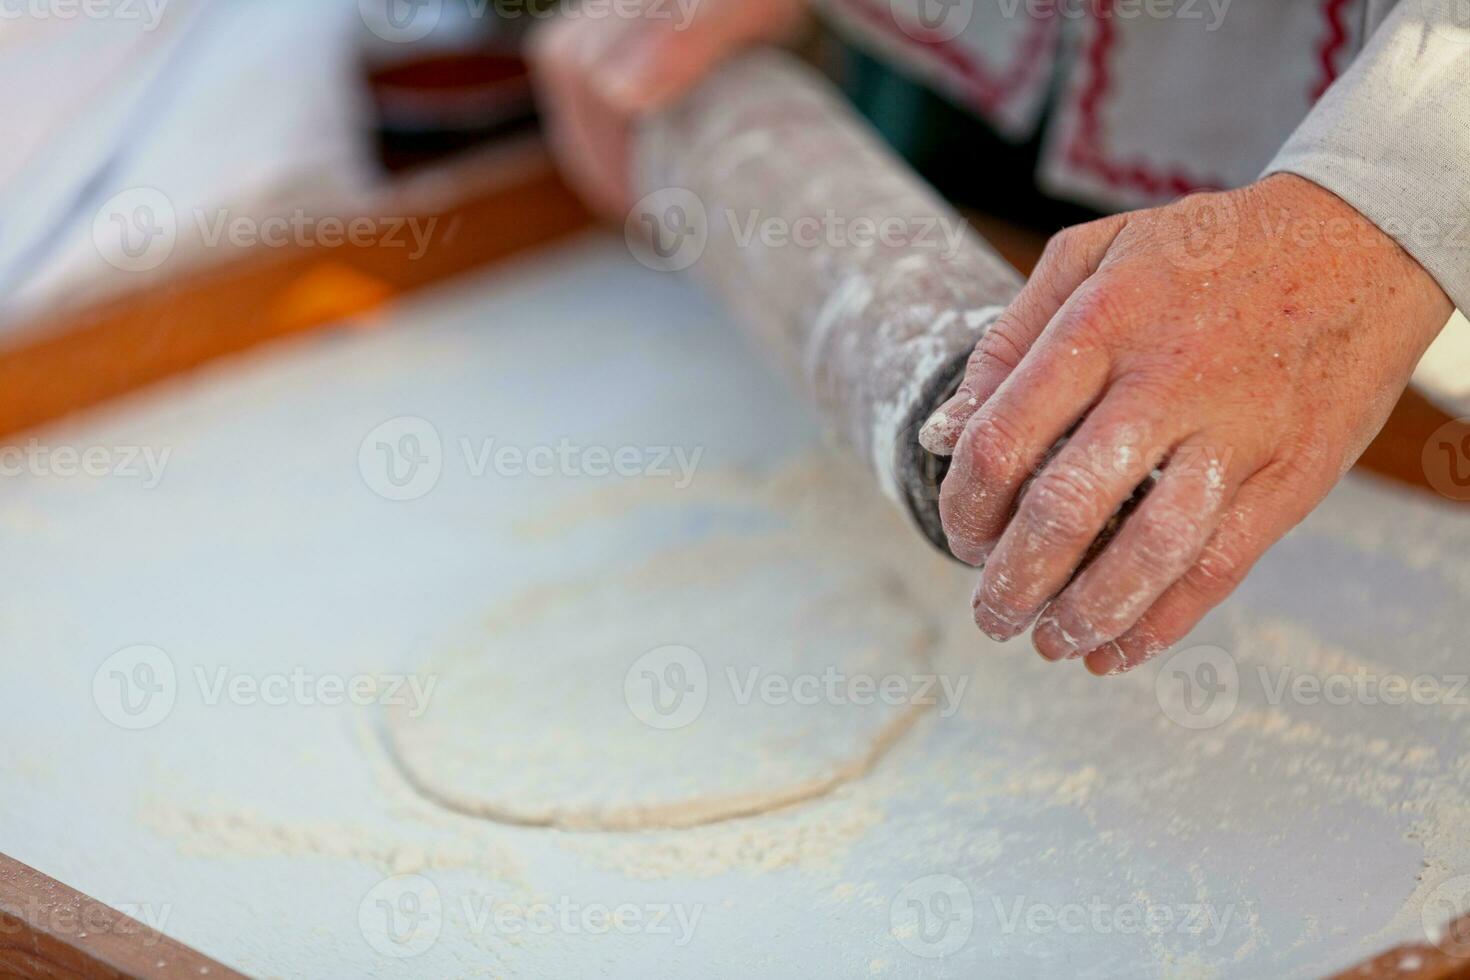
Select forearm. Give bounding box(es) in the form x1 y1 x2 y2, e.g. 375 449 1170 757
1265 0 1469 317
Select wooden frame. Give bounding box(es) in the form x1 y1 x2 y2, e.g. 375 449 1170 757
0 855 243 979
1 141 1464 979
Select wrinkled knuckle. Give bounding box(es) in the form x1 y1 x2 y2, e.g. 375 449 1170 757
1181 540 1249 601
1038 227 1082 270
964 412 1029 483
1023 461 1107 543
1131 505 1207 570
970 315 1029 377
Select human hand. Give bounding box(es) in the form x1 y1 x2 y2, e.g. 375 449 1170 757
920 173 1453 674
528 0 807 218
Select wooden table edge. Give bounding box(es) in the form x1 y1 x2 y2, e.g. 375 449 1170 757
0 854 244 979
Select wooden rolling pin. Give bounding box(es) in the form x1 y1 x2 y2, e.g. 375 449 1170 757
633 51 1024 555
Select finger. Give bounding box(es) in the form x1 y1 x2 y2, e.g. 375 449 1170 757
919 216 1126 456
969 386 1179 640
1032 440 1245 661
1081 460 1319 675
530 17 645 216
938 276 1125 567
606 0 804 111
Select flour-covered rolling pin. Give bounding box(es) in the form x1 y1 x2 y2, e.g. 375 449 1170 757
632 52 1023 555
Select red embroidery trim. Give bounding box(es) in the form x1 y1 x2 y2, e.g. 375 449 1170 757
1066 0 1225 198
840 0 1057 115
1311 0 1352 101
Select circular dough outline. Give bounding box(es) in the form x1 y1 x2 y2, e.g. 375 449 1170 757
384 556 940 832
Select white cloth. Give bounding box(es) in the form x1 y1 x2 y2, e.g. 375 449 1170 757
0 0 372 321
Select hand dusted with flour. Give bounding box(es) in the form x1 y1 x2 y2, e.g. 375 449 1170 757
924 174 1453 675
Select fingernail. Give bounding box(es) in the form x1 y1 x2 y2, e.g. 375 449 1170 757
918 390 977 456
1032 614 1076 662
947 534 994 568
1084 642 1128 677
971 585 1029 642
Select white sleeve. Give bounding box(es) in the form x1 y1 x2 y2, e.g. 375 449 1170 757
1265 0 1470 316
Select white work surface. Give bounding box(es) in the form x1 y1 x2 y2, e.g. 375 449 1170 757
4 235 1470 979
